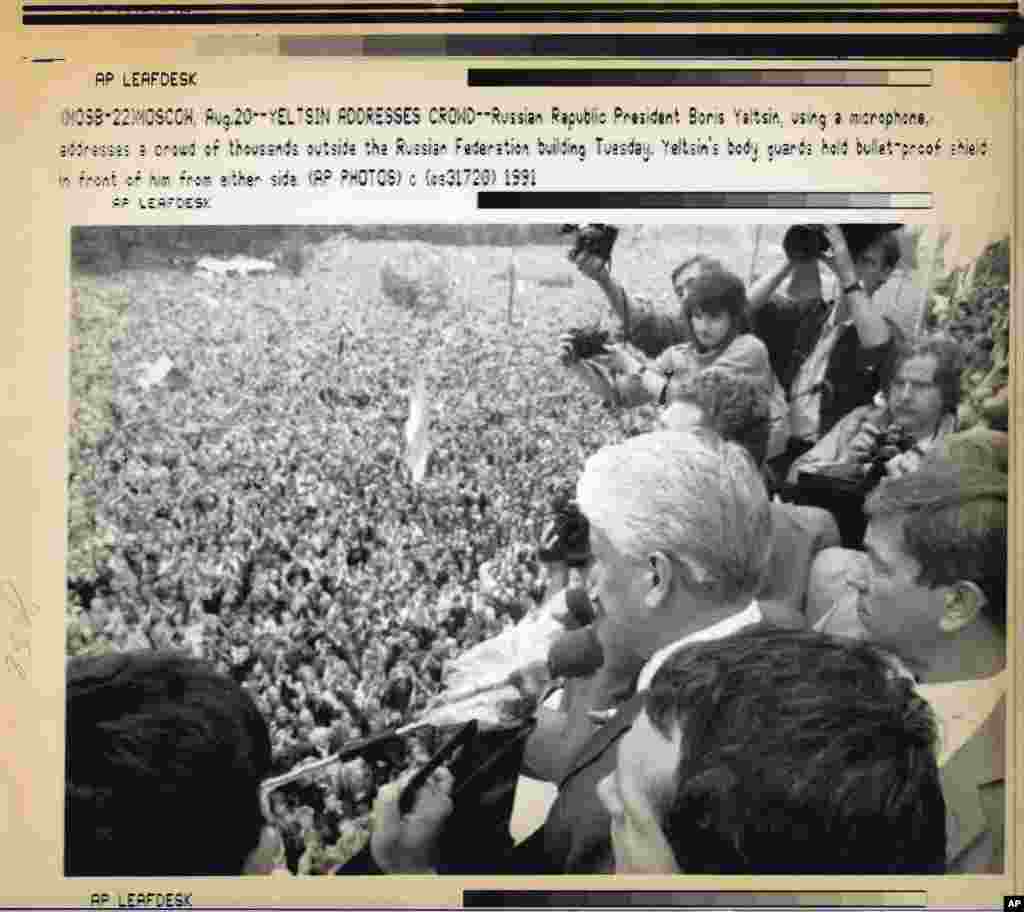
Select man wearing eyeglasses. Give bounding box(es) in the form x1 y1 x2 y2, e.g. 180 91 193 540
788 335 963 483
780 335 962 548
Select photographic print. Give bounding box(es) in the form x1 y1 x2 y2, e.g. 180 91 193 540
64 223 1010 879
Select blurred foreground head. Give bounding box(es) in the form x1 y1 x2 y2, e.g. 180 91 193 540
66 651 274 875
602 629 946 874
661 367 771 468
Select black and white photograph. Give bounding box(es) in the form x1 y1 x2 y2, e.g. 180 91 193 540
65 223 1010 878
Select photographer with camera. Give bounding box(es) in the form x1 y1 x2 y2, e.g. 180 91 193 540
561 257 775 415
789 336 962 482
748 224 905 481
563 224 705 356
784 336 962 547
560 225 722 407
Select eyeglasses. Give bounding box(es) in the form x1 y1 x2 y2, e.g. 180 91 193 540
890 378 937 396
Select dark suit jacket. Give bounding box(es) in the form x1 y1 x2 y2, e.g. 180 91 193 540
508 692 646 874
337 694 643 877
942 696 1005 874
523 631 641 785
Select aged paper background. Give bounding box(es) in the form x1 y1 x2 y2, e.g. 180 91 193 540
4 8 1019 907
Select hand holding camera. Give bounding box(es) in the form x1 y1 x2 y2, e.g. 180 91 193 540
563 224 619 277
852 419 916 472
872 424 917 466
818 225 858 285
782 224 856 278
782 223 901 280
782 224 831 262
883 448 924 479
849 421 882 461
558 327 612 365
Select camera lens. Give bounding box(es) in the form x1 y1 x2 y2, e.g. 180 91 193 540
783 225 828 261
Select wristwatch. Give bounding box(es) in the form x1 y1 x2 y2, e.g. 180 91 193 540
842 279 865 295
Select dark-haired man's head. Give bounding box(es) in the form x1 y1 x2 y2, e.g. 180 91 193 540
861 451 1007 680
798 226 902 301
854 231 902 294
887 335 963 436
597 629 946 874
66 651 277 876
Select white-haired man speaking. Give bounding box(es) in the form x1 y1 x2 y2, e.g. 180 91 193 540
360 430 942 876
580 428 771 689
511 428 773 872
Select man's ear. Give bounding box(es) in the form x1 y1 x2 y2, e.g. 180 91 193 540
644 552 674 609
938 581 988 634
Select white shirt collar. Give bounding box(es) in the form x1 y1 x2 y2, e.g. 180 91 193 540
636 601 762 692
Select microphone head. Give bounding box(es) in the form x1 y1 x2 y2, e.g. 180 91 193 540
564 587 596 627
547 627 605 679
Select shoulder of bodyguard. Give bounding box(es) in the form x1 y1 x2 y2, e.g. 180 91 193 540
941 696 1006 873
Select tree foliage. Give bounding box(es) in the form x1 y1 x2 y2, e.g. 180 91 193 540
68 281 132 593
925 237 1010 429
379 245 454 312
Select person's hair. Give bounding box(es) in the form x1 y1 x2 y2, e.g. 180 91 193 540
669 254 722 289
645 628 946 875
866 457 1007 629
66 650 273 875
859 231 903 272
623 311 690 359
889 334 964 415
618 257 723 359
679 269 750 350
668 368 771 468
576 429 771 605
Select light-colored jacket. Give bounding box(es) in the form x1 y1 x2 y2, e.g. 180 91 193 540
788 405 957 484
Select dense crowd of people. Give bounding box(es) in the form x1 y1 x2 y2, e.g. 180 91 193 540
67 239 629 870
66 226 1010 877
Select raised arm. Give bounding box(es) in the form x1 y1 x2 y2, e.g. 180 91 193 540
570 249 633 328
747 260 794 315
820 225 891 349
560 336 665 408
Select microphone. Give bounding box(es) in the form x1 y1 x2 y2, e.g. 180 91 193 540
563 587 596 628
547 626 605 679
428 625 606 711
